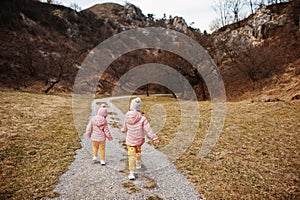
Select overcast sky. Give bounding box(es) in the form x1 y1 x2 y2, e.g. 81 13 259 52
56 0 217 32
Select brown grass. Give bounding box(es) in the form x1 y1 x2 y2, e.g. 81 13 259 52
146 194 163 200
142 176 158 189
122 181 140 194
113 96 300 199
1 91 299 199
0 90 81 199
177 100 300 199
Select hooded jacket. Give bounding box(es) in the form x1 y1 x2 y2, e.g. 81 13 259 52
121 110 158 146
85 106 112 142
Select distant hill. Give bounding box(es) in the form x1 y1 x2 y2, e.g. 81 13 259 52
0 0 299 101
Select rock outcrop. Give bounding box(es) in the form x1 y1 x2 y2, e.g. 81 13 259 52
213 2 297 46
123 3 145 23
165 16 188 33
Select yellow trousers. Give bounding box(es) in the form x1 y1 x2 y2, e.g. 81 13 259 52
127 145 142 172
92 141 106 160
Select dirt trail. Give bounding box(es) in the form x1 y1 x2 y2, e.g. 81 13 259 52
50 97 201 200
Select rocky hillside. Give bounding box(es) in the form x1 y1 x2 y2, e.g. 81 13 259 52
0 0 299 101
88 3 190 33
208 0 300 101
0 0 114 93
0 0 196 95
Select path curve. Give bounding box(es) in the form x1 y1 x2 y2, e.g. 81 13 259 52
50 96 201 200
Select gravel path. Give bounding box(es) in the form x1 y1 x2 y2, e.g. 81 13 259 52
50 97 201 200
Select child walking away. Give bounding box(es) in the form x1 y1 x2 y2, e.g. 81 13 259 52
121 97 159 180
86 104 113 165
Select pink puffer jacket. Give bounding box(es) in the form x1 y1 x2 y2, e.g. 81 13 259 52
86 115 112 142
121 110 158 146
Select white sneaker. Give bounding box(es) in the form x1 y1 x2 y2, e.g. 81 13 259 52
100 160 106 165
92 156 98 163
135 161 141 169
128 172 135 180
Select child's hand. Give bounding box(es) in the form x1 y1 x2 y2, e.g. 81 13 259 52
107 136 113 141
153 139 159 144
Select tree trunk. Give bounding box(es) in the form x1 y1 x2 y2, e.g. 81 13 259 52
44 79 59 93
146 84 149 96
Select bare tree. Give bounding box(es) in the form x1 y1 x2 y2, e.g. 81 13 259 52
24 44 36 77
256 0 267 6
228 0 245 23
44 46 86 93
45 0 62 5
70 3 81 12
245 0 290 16
246 0 266 14
209 18 221 31
212 0 231 27
249 0 255 13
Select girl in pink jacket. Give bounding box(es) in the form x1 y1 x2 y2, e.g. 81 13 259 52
121 97 159 180
86 104 113 165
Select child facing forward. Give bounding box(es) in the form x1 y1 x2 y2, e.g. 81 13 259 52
86 104 113 165
121 97 159 180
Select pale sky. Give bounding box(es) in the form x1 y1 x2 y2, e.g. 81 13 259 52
56 0 217 32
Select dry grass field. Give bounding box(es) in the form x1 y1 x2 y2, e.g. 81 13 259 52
113 96 300 199
0 90 81 199
1 91 299 199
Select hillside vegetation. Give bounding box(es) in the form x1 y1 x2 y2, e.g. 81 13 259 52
0 0 299 101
